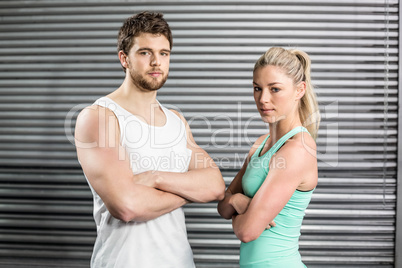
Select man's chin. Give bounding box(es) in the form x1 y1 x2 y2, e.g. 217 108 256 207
130 71 168 92
137 79 167 92
144 82 165 92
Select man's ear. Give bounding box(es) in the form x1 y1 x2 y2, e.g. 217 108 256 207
296 81 306 100
118 50 128 69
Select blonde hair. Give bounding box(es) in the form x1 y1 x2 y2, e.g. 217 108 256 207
254 47 320 140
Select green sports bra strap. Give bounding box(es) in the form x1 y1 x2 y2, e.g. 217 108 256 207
269 126 310 155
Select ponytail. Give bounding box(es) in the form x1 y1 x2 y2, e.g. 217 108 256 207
254 47 320 139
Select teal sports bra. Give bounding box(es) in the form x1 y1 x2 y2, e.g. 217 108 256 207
240 126 313 268
242 126 310 197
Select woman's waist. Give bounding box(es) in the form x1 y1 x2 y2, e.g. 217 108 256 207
240 236 301 260
239 255 305 268
252 229 300 246
265 216 303 238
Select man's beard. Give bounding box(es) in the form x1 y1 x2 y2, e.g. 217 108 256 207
130 69 168 92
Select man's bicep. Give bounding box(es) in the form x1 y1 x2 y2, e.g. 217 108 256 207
185 121 216 171
78 137 133 197
170 109 218 171
187 140 217 171
75 107 133 206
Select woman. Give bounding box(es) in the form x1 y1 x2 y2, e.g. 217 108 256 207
218 47 320 267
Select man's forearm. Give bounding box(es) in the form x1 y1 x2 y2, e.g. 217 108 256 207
136 188 189 221
109 175 190 223
154 167 225 203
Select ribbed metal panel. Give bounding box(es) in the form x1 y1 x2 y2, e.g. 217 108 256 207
0 1 398 267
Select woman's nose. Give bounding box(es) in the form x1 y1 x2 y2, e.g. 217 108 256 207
259 90 270 104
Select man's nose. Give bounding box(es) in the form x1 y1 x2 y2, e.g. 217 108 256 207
151 54 161 66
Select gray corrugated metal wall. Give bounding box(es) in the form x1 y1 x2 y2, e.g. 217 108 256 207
0 0 398 267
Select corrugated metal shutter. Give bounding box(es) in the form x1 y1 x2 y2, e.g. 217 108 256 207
0 1 398 267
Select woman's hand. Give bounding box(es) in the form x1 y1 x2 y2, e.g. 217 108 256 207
230 193 251 215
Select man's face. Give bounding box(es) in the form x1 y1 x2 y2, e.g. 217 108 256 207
126 33 171 92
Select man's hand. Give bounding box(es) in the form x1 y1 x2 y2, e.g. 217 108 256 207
133 170 161 188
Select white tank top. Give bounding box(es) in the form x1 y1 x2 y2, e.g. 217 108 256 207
84 96 195 268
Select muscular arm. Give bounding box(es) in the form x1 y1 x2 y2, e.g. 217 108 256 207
141 110 225 203
231 138 317 243
75 106 189 223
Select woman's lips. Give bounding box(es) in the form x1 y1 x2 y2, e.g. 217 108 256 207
261 108 274 114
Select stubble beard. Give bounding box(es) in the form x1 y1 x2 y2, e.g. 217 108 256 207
130 69 168 92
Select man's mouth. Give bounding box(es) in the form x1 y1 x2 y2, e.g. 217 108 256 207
149 70 162 77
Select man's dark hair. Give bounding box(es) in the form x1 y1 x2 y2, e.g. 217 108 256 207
117 11 173 56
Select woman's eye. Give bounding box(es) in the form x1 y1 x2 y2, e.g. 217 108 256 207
254 87 261 92
271 87 280 93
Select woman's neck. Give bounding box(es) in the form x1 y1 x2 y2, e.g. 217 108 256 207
268 118 303 144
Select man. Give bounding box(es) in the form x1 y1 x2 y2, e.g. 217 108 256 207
74 11 225 267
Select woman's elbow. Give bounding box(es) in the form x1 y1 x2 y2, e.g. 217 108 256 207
236 228 259 243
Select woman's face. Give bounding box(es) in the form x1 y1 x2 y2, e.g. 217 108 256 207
253 65 304 124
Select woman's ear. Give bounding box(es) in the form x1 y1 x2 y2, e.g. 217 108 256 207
296 81 306 100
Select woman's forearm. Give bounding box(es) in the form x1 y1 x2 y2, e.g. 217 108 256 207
217 192 236 219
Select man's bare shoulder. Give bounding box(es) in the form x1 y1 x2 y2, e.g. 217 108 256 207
169 109 186 122
75 105 117 140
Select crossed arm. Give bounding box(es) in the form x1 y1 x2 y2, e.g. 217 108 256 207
230 144 312 243
226 138 317 243
217 135 263 220
217 135 316 243
136 110 225 203
75 106 225 223
217 152 276 231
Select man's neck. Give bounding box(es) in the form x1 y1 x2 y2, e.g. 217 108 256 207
108 78 158 113
106 78 166 127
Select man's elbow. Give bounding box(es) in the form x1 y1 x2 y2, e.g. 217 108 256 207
202 181 225 203
112 211 133 223
107 202 146 223
109 207 135 223
214 185 226 201
211 171 226 201
195 171 225 203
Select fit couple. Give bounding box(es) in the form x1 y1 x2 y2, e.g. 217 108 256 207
75 11 319 268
